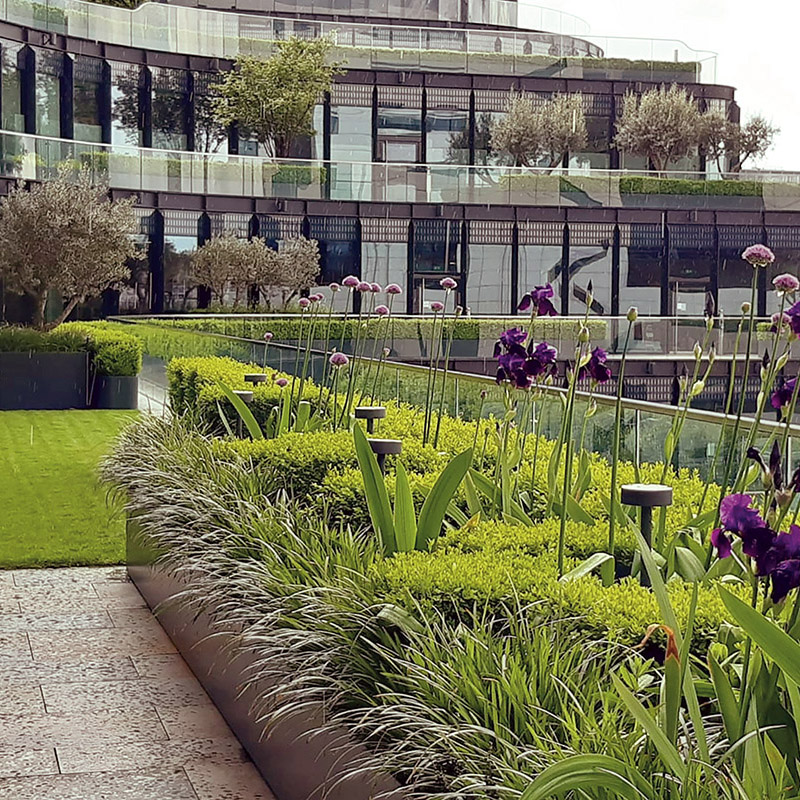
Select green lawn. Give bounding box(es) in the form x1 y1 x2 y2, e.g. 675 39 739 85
0 410 137 568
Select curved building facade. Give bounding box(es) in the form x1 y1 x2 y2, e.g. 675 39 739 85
0 0 795 320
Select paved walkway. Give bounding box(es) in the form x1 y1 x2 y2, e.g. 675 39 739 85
0 566 276 800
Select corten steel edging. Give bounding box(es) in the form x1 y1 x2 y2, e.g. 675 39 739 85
126 521 404 800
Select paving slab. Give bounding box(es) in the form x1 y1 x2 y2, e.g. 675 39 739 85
0 567 276 800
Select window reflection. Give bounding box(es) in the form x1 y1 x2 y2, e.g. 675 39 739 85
35 48 61 137
619 223 663 317
193 71 227 153
152 67 189 150
467 241 512 314
164 235 197 311
73 56 104 143
2 43 25 133
669 225 714 315
111 62 144 147
413 219 461 273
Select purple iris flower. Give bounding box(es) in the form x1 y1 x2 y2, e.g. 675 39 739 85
719 493 766 535
770 560 800 603
711 528 732 559
786 300 800 336
579 347 612 384
518 284 558 316
772 377 796 410
526 341 558 377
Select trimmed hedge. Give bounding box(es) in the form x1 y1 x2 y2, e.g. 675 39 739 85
138 315 608 344
619 175 763 197
0 323 142 376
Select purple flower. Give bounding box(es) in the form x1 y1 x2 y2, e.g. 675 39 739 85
342 275 359 288
440 277 458 291
773 273 800 294
719 494 766 535
375 304 390 316
275 377 288 388
711 528 732 559
494 328 528 355
356 281 371 292
526 341 558 377
329 282 341 292
770 560 800 603
263 332 273 341
742 244 775 267
329 352 349 367
579 347 612 384
370 282 382 293
298 297 311 309
386 283 403 295
771 311 791 332
431 301 445 312
518 284 558 316
786 300 800 336
309 293 324 303
771 376 797 409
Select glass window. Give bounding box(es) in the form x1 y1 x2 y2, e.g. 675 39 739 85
378 106 422 162
309 217 359 285
193 71 227 153
362 242 407 289
569 116 611 170
567 226 613 316
413 219 461 273
518 221 564 314
164 235 197 311
1 43 25 132
73 56 104 143
767 228 800 314
668 225 714 316
111 62 144 147
331 105 372 161
473 110 506 166
35 49 61 137
152 67 189 150
426 109 469 164
467 243 512 315
718 227 763 315
619 223 663 317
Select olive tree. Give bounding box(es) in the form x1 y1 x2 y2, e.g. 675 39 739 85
211 38 343 158
699 111 778 174
491 92 586 168
0 167 140 328
614 85 702 175
255 236 320 309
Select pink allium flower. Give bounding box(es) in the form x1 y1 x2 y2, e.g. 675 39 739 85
375 304 390 316
309 293 324 303
275 377 288 388
772 311 791 330
342 275 359 288
298 297 311 309
430 301 445 312
356 281 371 292
263 332 273 341
329 352 349 367
385 283 403 295
773 273 800 294
439 277 458 291
370 282 382 293
329 282 341 292
742 244 775 267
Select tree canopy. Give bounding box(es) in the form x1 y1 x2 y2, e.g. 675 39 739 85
211 37 343 158
0 167 140 328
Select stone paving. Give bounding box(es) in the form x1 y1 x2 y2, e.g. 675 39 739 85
0 566 276 800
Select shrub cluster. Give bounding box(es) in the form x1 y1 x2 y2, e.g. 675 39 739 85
0 322 142 376
619 175 762 197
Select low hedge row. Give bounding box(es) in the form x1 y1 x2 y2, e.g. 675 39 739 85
143 315 607 344
619 175 763 197
0 323 142 376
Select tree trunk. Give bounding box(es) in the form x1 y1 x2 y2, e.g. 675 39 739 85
47 296 80 330
30 290 48 330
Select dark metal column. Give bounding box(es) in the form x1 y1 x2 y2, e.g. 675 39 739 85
60 53 73 140
149 211 165 313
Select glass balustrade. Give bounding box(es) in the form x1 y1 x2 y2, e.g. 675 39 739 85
0 0 717 82
3 130 799 211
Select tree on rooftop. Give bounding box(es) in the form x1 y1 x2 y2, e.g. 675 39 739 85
491 92 586 169
256 236 321 310
211 38 343 158
0 167 140 329
614 84 702 176
700 112 778 174
191 232 276 306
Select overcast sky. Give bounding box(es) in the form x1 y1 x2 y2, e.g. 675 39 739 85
532 0 797 171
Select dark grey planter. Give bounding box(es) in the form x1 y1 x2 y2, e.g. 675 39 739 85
92 375 139 409
127 519 403 800
0 352 88 410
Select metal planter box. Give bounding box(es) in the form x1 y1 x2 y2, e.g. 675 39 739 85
0 352 89 410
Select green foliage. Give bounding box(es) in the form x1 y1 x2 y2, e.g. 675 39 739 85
620 175 762 197
0 322 142 376
211 38 343 158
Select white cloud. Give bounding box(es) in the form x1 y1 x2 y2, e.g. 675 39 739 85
524 0 797 170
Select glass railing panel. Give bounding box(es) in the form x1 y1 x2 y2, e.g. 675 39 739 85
107 147 141 192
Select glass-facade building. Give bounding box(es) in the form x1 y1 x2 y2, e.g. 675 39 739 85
0 0 794 318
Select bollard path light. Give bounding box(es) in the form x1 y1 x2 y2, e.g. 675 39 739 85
368 438 402 475
354 405 387 434
620 483 673 587
244 374 269 385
